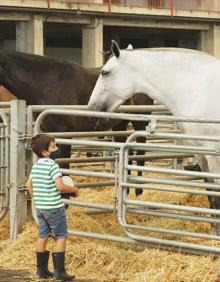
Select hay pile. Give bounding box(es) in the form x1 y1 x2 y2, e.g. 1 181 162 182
0 173 219 282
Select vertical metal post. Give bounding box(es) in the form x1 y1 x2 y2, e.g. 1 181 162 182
10 100 26 240
173 122 178 169
26 106 34 218
0 110 10 220
113 151 119 212
0 121 3 210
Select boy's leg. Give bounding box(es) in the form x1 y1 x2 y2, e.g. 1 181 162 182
53 238 75 281
36 237 53 279
36 237 48 252
56 236 67 252
51 207 75 281
36 211 53 278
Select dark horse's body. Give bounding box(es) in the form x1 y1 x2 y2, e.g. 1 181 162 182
0 49 153 196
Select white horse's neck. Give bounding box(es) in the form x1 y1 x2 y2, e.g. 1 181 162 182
125 49 220 116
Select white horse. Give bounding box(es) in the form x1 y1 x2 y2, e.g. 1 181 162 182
88 40 220 233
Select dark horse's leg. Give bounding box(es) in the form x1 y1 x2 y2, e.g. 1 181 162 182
112 120 133 194
130 120 148 196
113 120 146 196
113 94 153 196
130 94 153 196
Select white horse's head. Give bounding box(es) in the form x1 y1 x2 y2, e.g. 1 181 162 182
88 40 137 112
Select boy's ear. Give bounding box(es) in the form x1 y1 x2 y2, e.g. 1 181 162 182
41 150 47 157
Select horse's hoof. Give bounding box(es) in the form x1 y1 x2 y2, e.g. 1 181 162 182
210 224 220 236
135 188 143 197
184 163 201 172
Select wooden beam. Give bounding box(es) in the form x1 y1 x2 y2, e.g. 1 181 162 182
104 18 210 31
0 12 30 21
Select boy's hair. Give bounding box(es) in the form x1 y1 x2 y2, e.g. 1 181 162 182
31 134 55 158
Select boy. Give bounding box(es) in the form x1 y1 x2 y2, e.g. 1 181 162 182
26 133 79 281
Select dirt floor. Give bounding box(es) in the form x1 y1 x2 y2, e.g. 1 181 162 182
0 268 98 282
0 268 32 282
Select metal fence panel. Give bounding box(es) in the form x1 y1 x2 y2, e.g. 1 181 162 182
0 109 10 220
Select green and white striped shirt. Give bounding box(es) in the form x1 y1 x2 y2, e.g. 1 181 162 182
31 158 64 210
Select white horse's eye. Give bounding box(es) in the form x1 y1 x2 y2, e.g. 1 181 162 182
101 70 109 76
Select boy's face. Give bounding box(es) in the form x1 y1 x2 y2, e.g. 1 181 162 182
48 141 58 153
42 140 58 158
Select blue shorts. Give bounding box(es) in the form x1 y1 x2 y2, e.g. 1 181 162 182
37 207 68 239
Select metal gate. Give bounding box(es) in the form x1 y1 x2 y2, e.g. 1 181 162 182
119 129 220 255
0 108 10 220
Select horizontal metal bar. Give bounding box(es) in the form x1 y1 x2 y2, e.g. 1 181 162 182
76 181 115 188
125 230 220 255
146 131 220 142
61 168 115 179
128 175 220 190
126 207 220 224
64 199 114 211
68 229 220 256
56 152 193 165
126 164 220 180
29 104 166 113
0 102 10 107
45 130 181 138
56 138 121 149
56 156 116 164
130 142 220 156
125 199 220 216
122 222 220 241
34 108 220 124
122 182 220 197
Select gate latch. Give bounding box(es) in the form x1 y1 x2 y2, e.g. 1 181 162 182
18 185 28 192
146 118 157 133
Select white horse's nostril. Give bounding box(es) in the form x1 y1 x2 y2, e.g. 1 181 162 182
88 102 95 110
88 101 107 112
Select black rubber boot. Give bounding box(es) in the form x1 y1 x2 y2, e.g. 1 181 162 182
52 252 75 281
36 250 53 278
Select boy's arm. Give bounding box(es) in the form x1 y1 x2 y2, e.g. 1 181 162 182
55 177 79 196
26 176 33 196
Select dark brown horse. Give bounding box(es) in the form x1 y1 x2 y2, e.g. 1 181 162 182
0 49 153 195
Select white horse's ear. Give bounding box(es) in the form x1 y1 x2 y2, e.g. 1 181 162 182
111 40 120 58
126 44 133 50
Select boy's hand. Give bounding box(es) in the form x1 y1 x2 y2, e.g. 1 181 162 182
71 187 79 198
61 188 79 199
72 192 79 198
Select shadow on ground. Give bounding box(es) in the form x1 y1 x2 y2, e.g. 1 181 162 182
0 268 33 282
0 268 101 282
